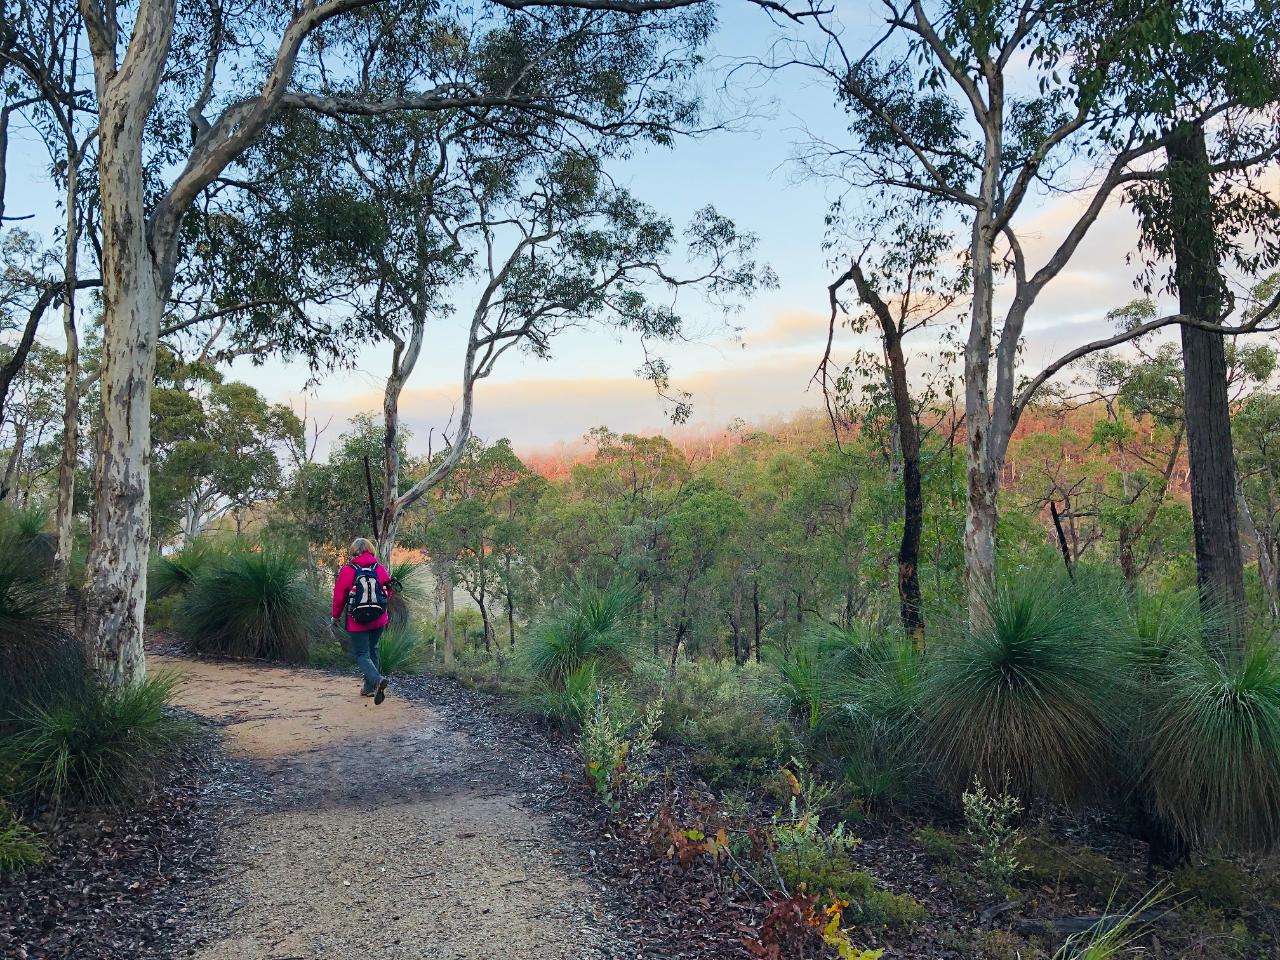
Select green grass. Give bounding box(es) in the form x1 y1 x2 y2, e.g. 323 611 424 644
3 673 191 809
386 560 428 627
178 545 322 663
922 568 1128 803
0 801 44 871
377 622 429 675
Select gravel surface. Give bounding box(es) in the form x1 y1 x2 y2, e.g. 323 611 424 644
156 656 629 960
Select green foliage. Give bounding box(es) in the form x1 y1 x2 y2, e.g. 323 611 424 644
177 544 322 663
1143 640 1280 852
520 581 642 688
1018 833 1127 900
923 569 1127 801
1050 887 1171 960
149 538 228 601
578 686 661 810
3 674 191 808
0 506 77 719
661 659 791 786
1173 860 1253 911
961 777 1024 891
386 559 428 627
377 622 429 676
771 811 923 929
0 800 44 872
914 825 961 864
522 663 600 727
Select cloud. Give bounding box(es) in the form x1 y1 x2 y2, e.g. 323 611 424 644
292 350 828 454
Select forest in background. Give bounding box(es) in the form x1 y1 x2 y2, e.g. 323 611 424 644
3 0 1280 957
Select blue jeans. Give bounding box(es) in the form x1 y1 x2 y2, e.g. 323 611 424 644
348 627 384 693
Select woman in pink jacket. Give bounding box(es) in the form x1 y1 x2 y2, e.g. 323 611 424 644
331 538 394 704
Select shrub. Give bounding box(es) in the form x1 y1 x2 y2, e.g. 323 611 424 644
578 685 661 810
662 659 792 786
962 776 1023 890
922 568 1127 802
520 582 642 688
178 545 322 663
829 638 925 808
386 560 428 626
1142 640 1280 853
0 801 44 871
522 663 600 727
1018 833 1127 900
3 673 191 808
771 813 924 929
1173 859 1253 911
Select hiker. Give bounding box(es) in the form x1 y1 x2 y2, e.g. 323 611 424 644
331 538 394 704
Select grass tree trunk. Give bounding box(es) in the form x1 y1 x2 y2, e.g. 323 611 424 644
1167 123 1247 648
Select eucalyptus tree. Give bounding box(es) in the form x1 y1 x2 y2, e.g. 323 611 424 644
785 0 1280 622
64 0 751 686
816 202 964 640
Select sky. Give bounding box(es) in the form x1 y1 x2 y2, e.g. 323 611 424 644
6 2 1205 458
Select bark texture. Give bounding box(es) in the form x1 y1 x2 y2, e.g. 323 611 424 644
1167 124 1247 646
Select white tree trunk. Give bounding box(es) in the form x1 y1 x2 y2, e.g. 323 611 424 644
964 200 999 621
54 148 81 577
79 94 166 687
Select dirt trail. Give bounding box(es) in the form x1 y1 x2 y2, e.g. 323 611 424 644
156 656 613 960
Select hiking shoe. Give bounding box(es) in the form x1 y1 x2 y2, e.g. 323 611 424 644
374 678 388 706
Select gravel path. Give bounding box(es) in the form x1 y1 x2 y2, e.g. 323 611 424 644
155 656 619 960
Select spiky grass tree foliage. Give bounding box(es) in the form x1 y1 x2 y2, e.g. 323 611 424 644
767 624 879 733
520 581 641 689
377 623 428 675
0 515 77 719
4 673 190 808
149 538 228 601
386 560 427 627
922 569 1128 803
1143 641 1280 852
178 545 323 663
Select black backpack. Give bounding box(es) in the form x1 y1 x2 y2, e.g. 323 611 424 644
346 563 389 625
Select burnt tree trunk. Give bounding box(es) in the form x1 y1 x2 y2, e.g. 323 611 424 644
1167 123 1246 648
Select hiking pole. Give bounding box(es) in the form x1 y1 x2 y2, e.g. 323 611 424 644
363 454 381 541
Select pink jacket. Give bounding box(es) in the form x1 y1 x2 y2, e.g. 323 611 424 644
332 551 393 632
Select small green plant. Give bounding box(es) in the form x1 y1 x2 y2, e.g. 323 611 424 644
1051 886 1170 960
578 685 661 810
914 825 962 864
1172 859 1253 911
962 776 1024 890
4 673 191 808
0 801 44 871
